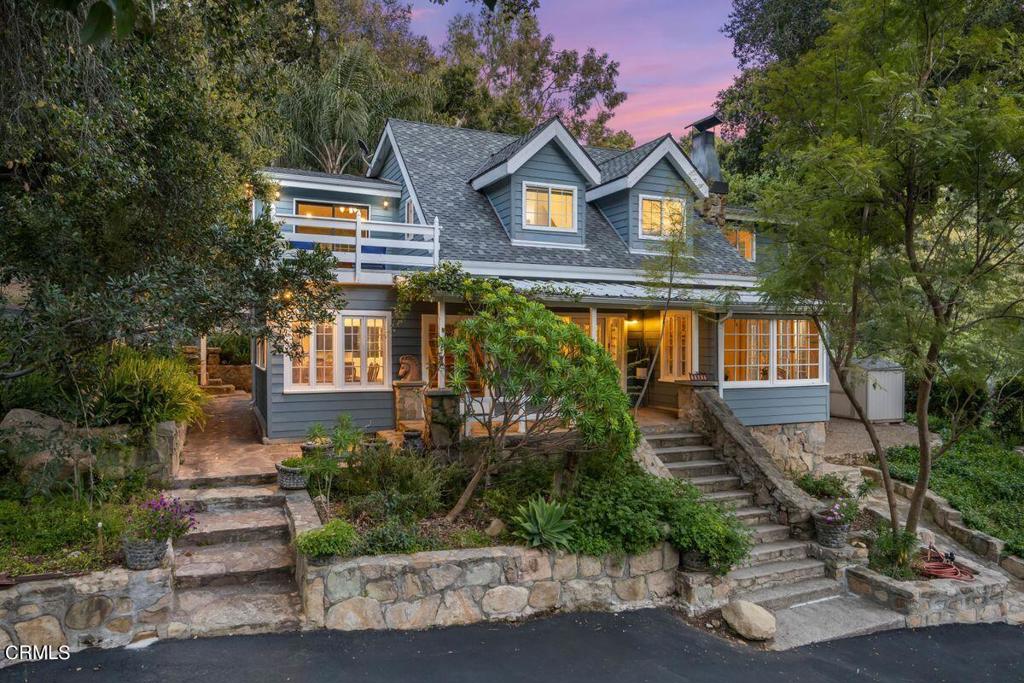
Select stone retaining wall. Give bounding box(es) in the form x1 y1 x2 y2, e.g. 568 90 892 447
300 543 680 631
750 421 826 475
0 564 173 667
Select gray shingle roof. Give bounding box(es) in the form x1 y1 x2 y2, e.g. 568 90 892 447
469 117 558 180
384 119 755 277
593 135 668 185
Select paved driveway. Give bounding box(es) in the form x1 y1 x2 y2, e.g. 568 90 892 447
3 609 1022 682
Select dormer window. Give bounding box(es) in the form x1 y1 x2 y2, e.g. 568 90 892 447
523 183 576 232
639 195 684 239
725 226 756 261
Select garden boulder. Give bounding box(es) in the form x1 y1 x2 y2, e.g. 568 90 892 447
0 409 94 481
722 599 776 641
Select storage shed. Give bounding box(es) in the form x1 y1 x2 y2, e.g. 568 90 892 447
829 358 905 423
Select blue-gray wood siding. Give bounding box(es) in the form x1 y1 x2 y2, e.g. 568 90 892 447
594 191 630 244
722 385 830 426
265 286 424 439
379 151 413 223
483 179 512 235
503 141 587 247
628 158 698 253
258 185 399 223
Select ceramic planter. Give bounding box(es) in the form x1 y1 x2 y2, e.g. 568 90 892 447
276 462 308 490
681 549 711 572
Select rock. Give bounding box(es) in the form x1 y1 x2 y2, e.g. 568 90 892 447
552 553 577 581
722 600 776 641
481 586 529 616
528 581 560 610
485 518 506 537
605 556 626 578
104 617 133 634
518 550 552 582
578 556 603 577
365 579 398 602
613 577 647 602
629 548 663 576
435 589 483 627
399 574 423 600
646 570 677 599
463 561 501 586
165 622 189 638
65 595 113 630
384 595 441 630
326 567 362 602
326 597 386 631
426 564 462 591
662 544 680 571
17 605 41 618
0 628 12 651
14 615 67 648
304 578 325 627
917 529 936 547
562 579 613 609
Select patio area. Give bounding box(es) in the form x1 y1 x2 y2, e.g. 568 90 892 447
824 417 928 464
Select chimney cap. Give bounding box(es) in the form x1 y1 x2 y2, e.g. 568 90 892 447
687 113 723 133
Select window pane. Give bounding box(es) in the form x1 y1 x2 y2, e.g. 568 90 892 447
343 317 362 383
549 189 574 229
725 227 755 261
525 187 549 227
291 331 310 385
641 198 662 237
315 323 334 385
776 319 819 381
665 200 684 232
723 319 770 382
366 317 385 385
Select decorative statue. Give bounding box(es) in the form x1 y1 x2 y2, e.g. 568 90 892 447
397 354 421 382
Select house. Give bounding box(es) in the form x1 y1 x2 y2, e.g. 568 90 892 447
250 115 828 460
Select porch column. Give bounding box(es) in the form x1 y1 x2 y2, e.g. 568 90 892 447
199 335 208 387
589 307 598 342
437 299 446 388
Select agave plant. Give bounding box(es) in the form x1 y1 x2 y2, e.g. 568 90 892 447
511 496 574 551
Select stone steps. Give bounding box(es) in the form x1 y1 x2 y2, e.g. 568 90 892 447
681 474 742 493
169 484 284 512
173 538 294 589
733 506 774 526
703 489 755 509
736 577 842 612
179 507 289 547
653 445 719 463
768 595 906 651
645 432 708 448
748 523 792 544
727 558 827 591
664 459 731 478
173 471 278 490
172 580 302 637
741 539 809 568
201 383 236 396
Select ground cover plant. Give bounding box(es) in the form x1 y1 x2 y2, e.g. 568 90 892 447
795 472 849 500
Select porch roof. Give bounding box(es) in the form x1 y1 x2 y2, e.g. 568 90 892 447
497 278 771 310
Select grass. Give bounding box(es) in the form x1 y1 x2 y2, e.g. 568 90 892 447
887 429 1024 557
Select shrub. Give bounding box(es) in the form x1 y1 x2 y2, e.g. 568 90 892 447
338 446 443 521
208 332 251 365
280 457 303 468
511 496 573 550
295 519 361 558
667 496 752 575
992 377 1024 446
484 457 559 521
869 524 919 580
355 518 438 555
93 348 207 428
0 371 67 418
795 473 849 500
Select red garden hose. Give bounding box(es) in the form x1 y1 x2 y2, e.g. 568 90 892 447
915 544 975 581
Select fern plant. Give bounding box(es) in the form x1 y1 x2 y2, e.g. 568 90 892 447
511 496 574 551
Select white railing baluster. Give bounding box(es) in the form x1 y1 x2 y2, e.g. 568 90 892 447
433 216 441 266
354 213 363 280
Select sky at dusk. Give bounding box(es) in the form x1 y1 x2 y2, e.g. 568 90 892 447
409 0 740 143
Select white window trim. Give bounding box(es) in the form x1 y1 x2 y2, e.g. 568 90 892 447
718 318 827 388
638 194 686 242
254 337 267 371
659 311 697 382
283 310 392 394
292 198 373 221
521 181 579 233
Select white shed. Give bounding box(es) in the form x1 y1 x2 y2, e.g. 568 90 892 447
829 358 905 423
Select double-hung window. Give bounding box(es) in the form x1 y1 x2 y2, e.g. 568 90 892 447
524 183 576 231
724 226 756 261
639 195 684 239
660 312 694 381
286 311 390 392
722 318 823 385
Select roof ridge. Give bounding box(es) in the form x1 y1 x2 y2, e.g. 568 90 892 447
387 117 519 140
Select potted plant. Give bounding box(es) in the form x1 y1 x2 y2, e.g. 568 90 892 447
122 494 196 570
276 457 308 489
330 414 362 461
813 496 859 548
301 422 333 458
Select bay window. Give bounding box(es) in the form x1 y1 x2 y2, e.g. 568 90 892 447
524 183 576 231
286 311 391 392
721 318 823 386
639 195 684 239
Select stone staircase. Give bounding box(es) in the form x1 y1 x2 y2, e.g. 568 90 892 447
643 422 903 649
165 474 303 637
200 377 236 396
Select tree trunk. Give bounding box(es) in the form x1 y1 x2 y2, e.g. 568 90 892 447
445 453 488 522
905 374 935 534
551 451 579 498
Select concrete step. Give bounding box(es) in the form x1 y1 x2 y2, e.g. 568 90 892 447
664 459 731 478
737 577 842 612
173 539 294 589
653 445 719 463
173 580 302 637
748 523 791 544
173 471 278 489
769 595 906 650
704 490 755 510
168 485 285 513
679 474 741 493
733 506 774 526
645 432 707 448
727 558 826 591
206 378 224 386
639 421 693 436
741 539 809 568
178 507 289 547
201 384 236 396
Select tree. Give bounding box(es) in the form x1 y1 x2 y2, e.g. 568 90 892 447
440 8 634 148
1 0 344 382
312 0 438 74
756 0 1024 545
395 265 636 521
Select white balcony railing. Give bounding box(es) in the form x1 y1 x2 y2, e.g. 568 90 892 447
276 213 441 281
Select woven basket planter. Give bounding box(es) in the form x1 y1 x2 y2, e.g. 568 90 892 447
813 511 851 548
122 538 168 570
276 462 308 490
300 441 335 459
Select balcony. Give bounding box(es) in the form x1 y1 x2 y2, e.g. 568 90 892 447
276 213 441 283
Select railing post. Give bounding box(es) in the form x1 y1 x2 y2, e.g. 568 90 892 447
355 213 363 280
432 216 441 266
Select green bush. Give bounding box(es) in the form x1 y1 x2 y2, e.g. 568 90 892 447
93 348 207 428
795 472 849 500
295 519 361 558
869 524 918 579
355 518 438 555
0 371 67 419
887 429 1024 556
992 377 1024 446
484 457 559 521
338 446 444 521
511 496 573 550
667 494 752 575
208 332 251 365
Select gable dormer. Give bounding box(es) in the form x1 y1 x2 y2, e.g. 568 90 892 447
471 118 600 250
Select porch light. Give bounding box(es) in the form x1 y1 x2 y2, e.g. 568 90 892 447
383 200 389 208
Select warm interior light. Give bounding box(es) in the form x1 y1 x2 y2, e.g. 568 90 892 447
383 200 389 208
